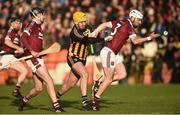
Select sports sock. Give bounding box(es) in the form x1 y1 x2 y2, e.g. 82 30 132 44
14 84 21 92
82 95 88 103
23 96 29 103
95 94 100 99
57 91 62 98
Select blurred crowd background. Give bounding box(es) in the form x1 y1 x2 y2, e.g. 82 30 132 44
0 0 179 85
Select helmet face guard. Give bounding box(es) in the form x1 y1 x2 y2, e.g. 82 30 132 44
31 7 47 17
73 11 88 24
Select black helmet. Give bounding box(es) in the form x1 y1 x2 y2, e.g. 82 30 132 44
9 17 21 24
31 7 47 17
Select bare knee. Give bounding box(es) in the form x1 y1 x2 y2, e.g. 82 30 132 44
68 81 76 88
35 86 43 92
16 67 28 76
22 69 28 76
44 76 54 85
81 72 88 79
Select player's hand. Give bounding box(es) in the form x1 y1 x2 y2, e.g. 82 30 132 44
149 32 160 39
30 50 40 57
104 36 113 41
90 31 98 38
16 47 24 54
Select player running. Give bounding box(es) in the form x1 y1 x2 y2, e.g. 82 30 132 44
56 11 111 110
18 7 64 112
90 9 160 110
0 17 28 98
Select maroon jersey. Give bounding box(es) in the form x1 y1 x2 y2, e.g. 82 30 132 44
2 28 20 52
106 19 133 54
21 21 43 53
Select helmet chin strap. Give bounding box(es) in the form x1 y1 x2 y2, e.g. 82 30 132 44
129 17 135 27
131 17 135 23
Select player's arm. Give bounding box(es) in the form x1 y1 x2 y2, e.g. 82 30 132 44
21 31 32 51
130 32 160 45
71 31 104 44
91 22 112 37
71 28 110 44
21 29 39 57
4 35 24 53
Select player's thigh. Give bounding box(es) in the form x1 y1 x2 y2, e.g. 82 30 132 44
10 61 27 73
72 61 88 77
26 58 52 82
103 67 115 80
35 66 52 82
26 58 45 73
100 47 115 78
115 63 127 76
0 55 17 69
100 47 116 68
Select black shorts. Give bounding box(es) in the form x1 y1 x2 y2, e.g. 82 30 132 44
67 55 86 79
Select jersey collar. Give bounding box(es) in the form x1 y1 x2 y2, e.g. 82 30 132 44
127 18 133 28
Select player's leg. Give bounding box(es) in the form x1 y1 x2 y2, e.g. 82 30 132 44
74 62 92 110
57 56 80 97
92 67 114 111
58 61 91 110
95 67 114 97
112 63 127 81
23 73 43 101
10 61 28 97
93 60 127 84
92 47 115 110
93 47 115 97
35 66 64 112
18 73 43 111
0 55 27 97
76 62 89 97
112 54 127 81
57 70 79 97
25 58 64 112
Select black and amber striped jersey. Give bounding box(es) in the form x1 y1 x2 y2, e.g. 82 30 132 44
68 24 104 60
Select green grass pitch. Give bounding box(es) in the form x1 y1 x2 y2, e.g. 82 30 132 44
0 84 180 114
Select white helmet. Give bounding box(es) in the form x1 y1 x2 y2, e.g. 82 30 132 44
129 9 143 19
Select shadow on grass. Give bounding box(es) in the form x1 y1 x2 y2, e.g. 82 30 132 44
8 98 79 112
0 96 12 100
60 100 79 108
71 99 125 111
5 96 125 112
99 99 125 109
10 98 38 110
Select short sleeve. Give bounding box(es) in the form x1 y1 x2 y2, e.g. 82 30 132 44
5 29 13 40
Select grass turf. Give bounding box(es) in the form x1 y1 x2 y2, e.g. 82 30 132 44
0 84 180 114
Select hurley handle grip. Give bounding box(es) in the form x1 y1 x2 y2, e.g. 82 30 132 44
90 44 95 55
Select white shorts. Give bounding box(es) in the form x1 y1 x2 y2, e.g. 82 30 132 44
100 47 123 68
0 54 17 69
26 58 44 73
